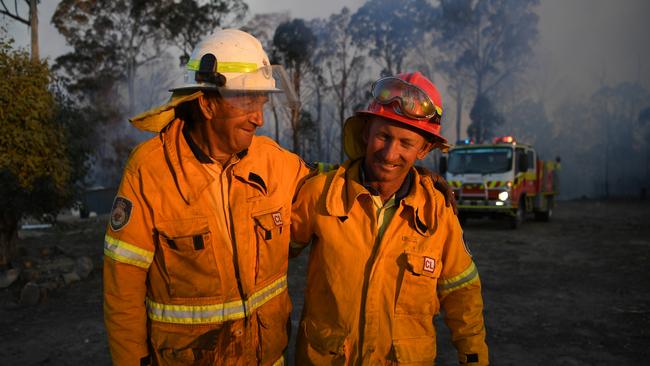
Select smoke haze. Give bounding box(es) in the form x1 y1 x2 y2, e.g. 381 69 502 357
4 0 649 198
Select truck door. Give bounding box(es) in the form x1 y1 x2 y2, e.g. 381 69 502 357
526 149 536 193
515 148 527 200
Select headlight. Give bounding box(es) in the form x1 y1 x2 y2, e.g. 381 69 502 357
498 191 509 201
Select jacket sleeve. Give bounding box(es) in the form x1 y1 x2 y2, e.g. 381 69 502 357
438 205 489 365
103 168 155 365
289 174 320 257
285 151 317 257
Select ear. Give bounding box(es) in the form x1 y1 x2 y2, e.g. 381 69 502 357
197 94 215 121
416 140 434 160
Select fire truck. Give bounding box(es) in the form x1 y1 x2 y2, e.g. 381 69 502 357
440 136 558 228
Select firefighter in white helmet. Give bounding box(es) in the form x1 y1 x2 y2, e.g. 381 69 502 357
103 29 310 365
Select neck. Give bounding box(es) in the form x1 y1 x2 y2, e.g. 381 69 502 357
362 163 408 204
367 181 400 204
188 121 232 165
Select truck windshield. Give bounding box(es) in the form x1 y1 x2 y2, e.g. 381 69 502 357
448 147 513 174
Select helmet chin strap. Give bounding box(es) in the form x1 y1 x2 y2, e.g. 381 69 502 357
195 53 226 87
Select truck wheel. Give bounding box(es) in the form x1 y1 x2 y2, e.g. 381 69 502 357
510 199 525 229
535 196 553 222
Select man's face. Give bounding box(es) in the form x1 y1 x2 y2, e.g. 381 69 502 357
363 116 431 183
209 93 269 154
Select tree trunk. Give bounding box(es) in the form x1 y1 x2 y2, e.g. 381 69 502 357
29 0 39 62
128 58 136 115
0 215 19 270
291 107 300 155
315 87 323 161
291 66 302 154
339 96 346 163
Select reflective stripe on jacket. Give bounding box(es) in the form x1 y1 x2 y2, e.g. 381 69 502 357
103 117 310 365
291 158 488 365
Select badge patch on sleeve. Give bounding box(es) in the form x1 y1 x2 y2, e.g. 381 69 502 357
110 196 133 231
271 212 283 227
423 257 436 273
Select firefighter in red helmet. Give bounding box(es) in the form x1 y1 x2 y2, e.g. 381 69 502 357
291 71 489 365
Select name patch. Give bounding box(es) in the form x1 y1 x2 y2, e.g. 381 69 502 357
423 257 436 273
271 212 283 227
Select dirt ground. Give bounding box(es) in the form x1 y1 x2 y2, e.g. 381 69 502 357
0 199 648 365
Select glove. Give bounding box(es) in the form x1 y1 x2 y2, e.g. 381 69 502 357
415 166 458 215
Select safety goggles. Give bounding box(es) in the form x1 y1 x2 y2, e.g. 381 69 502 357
371 77 442 123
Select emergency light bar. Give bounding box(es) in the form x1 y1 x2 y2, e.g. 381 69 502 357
493 136 516 144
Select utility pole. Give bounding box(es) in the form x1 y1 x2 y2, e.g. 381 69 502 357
29 0 38 61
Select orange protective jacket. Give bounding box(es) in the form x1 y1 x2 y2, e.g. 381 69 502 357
103 118 309 365
291 159 488 365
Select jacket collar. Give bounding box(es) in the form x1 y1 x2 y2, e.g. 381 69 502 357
325 158 438 236
359 162 413 202
162 118 268 204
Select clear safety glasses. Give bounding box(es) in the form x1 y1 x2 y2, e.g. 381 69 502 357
371 77 442 123
217 65 299 113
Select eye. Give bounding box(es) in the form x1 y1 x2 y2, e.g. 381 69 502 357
375 133 388 141
401 140 415 149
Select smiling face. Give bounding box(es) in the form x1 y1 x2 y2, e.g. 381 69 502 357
363 116 432 184
207 93 269 154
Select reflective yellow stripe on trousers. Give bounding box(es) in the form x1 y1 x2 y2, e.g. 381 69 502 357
146 276 287 324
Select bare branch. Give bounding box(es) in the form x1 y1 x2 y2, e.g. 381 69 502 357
0 0 29 25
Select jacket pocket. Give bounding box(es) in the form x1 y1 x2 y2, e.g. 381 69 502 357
150 325 227 366
297 318 350 365
392 336 436 364
395 251 442 315
252 206 289 282
256 291 291 365
156 217 221 298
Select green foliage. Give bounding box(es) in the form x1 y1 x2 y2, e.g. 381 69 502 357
0 35 68 194
0 31 96 267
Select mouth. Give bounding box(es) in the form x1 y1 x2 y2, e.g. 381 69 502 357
375 161 401 171
240 126 257 134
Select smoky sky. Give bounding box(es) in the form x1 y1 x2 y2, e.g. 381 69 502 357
536 0 650 103
4 0 649 197
6 0 648 103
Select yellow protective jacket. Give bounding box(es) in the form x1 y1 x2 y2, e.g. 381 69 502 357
103 118 310 365
291 159 488 365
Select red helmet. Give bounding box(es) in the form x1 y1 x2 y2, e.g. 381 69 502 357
343 71 448 159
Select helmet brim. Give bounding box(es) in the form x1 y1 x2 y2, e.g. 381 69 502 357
169 84 283 93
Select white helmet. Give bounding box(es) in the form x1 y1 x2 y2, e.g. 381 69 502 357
131 29 298 133
171 29 279 92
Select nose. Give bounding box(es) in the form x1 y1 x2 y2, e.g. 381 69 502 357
249 109 264 127
379 140 400 162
